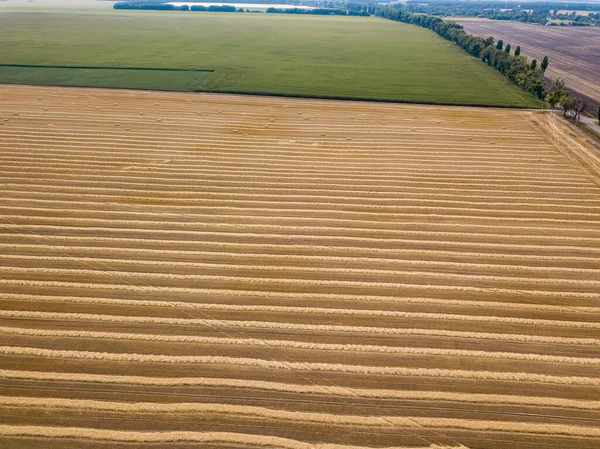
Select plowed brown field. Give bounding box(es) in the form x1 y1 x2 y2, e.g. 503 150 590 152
0 85 599 449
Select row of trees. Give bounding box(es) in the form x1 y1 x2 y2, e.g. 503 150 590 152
114 1 187 10
376 7 592 120
405 4 547 24
191 5 237 12
550 11 600 27
114 2 241 11
546 78 586 121
114 1 370 15
375 7 549 100
265 8 368 16
480 41 548 99
345 3 379 16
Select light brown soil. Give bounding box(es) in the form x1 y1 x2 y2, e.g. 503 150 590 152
455 19 600 115
0 85 599 449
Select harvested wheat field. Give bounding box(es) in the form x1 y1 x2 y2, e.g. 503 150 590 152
0 84 600 449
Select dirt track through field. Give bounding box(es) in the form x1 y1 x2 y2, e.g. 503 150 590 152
0 85 599 449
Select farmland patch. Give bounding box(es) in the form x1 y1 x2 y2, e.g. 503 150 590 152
0 12 541 107
0 65 213 91
0 85 598 449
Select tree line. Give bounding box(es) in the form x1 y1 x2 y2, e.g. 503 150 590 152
114 2 241 11
114 1 188 10
375 7 588 119
114 1 371 15
549 11 600 27
265 8 368 16
375 7 549 100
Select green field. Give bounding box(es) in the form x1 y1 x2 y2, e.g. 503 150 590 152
0 10 541 107
0 65 212 90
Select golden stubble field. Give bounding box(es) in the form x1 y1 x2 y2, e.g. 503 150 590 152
0 85 599 449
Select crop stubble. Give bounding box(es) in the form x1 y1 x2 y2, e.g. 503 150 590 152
0 85 599 449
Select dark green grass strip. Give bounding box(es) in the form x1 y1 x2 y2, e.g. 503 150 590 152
0 66 213 91
0 64 212 73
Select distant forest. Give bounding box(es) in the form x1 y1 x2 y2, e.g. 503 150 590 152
404 1 600 26
114 0 600 25
113 0 375 15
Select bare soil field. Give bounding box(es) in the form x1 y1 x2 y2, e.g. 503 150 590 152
0 85 600 449
455 19 600 114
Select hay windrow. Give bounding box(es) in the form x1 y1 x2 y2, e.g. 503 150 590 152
1 369 600 410
1 401 600 437
0 425 453 449
2 309 598 331
4 289 600 316
1 346 598 385
1 326 598 365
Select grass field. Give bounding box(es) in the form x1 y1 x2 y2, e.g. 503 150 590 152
0 65 213 91
0 11 541 107
0 85 599 448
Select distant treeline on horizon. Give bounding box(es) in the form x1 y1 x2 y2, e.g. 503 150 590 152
115 0 293 5
113 0 375 15
112 0 600 25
